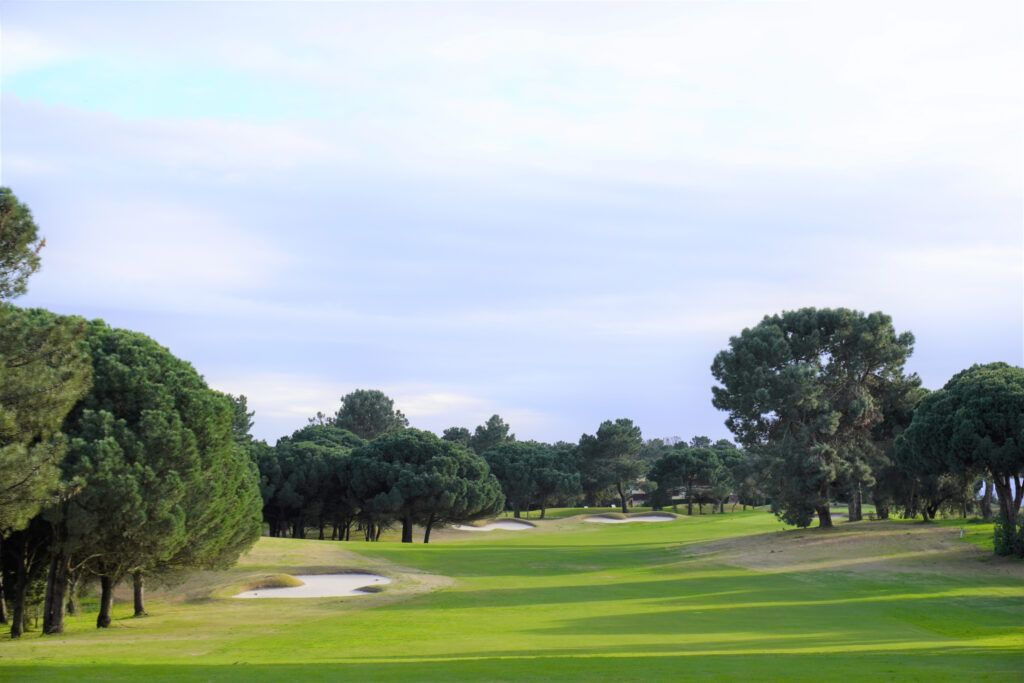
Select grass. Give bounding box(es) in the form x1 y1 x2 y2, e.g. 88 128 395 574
2 510 1021 681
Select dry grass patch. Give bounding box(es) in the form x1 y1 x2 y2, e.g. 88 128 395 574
683 520 1024 578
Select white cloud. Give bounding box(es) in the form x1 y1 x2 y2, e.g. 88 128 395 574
1 27 70 75
3 98 343 184
30 196 295 307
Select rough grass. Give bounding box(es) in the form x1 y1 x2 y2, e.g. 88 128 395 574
3 511 1021 681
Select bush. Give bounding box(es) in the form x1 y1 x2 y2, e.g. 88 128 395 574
992 514 1023 558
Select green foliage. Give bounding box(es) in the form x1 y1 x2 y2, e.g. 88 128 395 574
576 419 646 512
469 414 514 454
256 423 365 538
347 429 503 542
0 306 91 536
333 389 409 440
482 441 580 517
441 426 471 447
867 375 928 518
226 394 255 445
482 441 542 515
648 445 729 513
899 362 1024 554
56 322 261 586
711 307 914 527
993 513 1023 558
0 188 44 301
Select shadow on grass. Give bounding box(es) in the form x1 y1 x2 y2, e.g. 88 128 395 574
5 650 1021 682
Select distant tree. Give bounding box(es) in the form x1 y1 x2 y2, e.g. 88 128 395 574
347 429 503 543
648 446 718 515
333 389 409 440
307 411 331 426
531 447 580 518
442 426 472 447
711 445 745 512
481 441 577 518
712 308 914 528
284 423 364 451
867 376 928 520
577 419 646 514
482 442 543 518
639 438 672 464
0 188 45 301
728 449 769 510
898 363 1024 556
470 415 514 454
226 394 255 444
255 424 364 540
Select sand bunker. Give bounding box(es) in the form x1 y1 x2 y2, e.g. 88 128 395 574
234 573 391 598
585 514 675 523
452 520 535 531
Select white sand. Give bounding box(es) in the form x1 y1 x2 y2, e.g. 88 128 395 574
234 573 391 598
584 514 675 523
451 520 535 531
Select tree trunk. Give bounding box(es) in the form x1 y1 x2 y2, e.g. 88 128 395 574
513 503 521 519
375 525 382 542
132 572 147 617
993 475 1022 530
43 550 69 634
982 481 994 520
401 516 414 543
9 556 27 638
318 523 325 540
816 505 833 529
97 576 115 628
617 482 628 514
66 571 81 616
539 496 547 519
0 560 7 625
686 481 694 515
423 514 436 544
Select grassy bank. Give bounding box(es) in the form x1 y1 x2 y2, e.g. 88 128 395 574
2 511 1021 681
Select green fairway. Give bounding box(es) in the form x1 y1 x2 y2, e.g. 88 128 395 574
2 512 1021 681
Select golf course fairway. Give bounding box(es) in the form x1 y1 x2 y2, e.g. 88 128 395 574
2 511 1021 681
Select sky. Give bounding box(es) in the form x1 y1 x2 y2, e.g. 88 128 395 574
1 1 1021 445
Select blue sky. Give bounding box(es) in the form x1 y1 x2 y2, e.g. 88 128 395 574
2 1 1021 444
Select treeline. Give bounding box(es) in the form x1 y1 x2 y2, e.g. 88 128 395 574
0 189 263 637
255 395 524 542
253 395 769 544
711 308 1023 557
